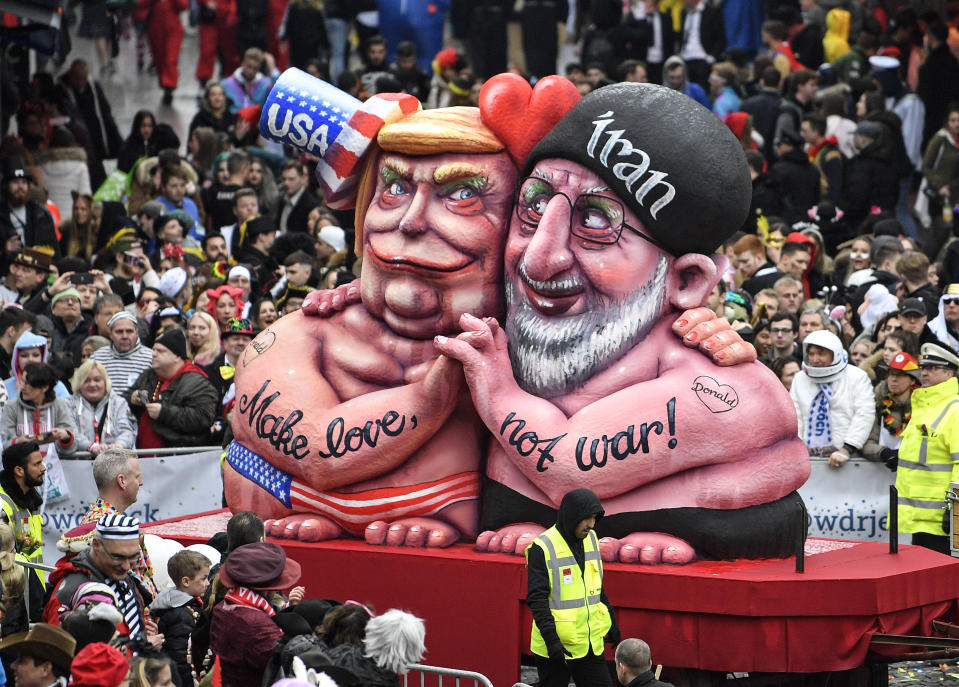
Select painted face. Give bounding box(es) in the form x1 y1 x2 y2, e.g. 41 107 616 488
780 250 811 278
849 240 871 271
360 151 516 339
504 158 670 396
81 366 107 403
734 250 764 278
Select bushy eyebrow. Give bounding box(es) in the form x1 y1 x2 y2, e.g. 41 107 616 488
380 157 412 181
529 168 610 194
433 162 489 186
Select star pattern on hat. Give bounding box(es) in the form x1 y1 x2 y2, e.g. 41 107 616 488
227 442 293 508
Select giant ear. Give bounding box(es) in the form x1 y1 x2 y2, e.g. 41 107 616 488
665 253 722 311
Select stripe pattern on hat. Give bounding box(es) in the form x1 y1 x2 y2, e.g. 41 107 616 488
97 512 140 540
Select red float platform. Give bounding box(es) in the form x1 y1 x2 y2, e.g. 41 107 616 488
145 511 959 687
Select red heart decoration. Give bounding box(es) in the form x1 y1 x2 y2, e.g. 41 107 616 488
479 73 581 168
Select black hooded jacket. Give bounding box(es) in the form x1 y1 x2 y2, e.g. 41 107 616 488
526 489 618 656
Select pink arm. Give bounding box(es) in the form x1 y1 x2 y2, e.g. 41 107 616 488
435 316 802 506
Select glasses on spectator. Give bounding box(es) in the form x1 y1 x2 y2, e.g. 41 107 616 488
849 251 870 260
98 542 141 564
514 176 671 252
770 326 794 335
766 236 786 248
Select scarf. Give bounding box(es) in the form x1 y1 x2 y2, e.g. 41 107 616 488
807 135 838 161
224 587 276 617
805 383 835 449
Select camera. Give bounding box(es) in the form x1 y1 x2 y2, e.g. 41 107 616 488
70 272 94 285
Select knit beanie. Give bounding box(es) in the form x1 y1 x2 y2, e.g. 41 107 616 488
524 82 751 256
155 328 187 360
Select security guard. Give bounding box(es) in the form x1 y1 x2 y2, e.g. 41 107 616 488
0 441 46 619
894 343 959 553
526 488 620 687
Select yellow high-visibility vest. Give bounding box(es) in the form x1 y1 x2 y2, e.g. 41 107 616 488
895 377 959 535
527 525 611 659
0 486 45 587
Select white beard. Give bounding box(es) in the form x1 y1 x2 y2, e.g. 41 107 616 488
505 256 669 397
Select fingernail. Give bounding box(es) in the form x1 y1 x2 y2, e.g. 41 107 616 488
463 313 478 321
703 340 714 351
435 335 448 343
472 331 485 336
685 331 699 342
318 303 327 311
676 318 688 328
716 350 727 360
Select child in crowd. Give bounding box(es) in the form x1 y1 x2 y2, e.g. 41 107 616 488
150 549 211 686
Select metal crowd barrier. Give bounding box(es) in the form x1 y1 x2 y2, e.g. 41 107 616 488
68 446 222 459
404 664 496 687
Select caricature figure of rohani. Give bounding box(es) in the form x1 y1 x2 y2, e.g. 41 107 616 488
225 72 774 557
434 82 811 563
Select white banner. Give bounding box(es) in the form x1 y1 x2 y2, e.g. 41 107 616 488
798 457 909 543
39 450 224 565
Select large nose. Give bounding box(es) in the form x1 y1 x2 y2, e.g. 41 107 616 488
521 196 575 282
398 186 430 236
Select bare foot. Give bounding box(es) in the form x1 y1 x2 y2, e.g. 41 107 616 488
365 517 460 548
601 532 696 565
475 523 545 555
265 514 344 542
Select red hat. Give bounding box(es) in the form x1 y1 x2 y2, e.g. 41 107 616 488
237 105 262 129
69 643 129 687
889 351 922 382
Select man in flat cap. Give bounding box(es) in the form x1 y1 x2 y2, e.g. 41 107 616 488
437 82 811 563
894 342 959 553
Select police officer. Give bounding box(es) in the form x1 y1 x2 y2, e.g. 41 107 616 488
526 488 620 687
894 342 959 553
0 442 46 619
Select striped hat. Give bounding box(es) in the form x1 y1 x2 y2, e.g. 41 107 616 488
96 513 140 540
259 68 420 210
106 311 137 329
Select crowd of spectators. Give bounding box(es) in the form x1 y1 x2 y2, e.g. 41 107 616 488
1 0 959 456
0 508 425 686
